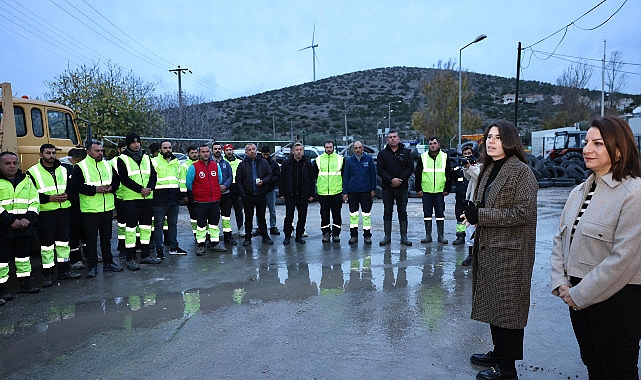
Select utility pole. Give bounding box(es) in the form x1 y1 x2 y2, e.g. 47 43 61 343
169 66 191 127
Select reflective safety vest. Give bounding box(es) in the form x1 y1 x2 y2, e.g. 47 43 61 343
77 156 115 213
316 153 343 196
420 151 448 193
118 154 153 200
0 174 39 217
27 161 71 211
224 157 240 183
180 158 197 193
111 156 125 199
152 156 180 190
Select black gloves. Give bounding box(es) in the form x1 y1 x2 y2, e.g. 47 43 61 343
465 201 479 225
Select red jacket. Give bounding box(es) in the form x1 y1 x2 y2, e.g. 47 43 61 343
191 160 221 202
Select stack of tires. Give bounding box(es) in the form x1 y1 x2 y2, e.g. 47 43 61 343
526 152 587 188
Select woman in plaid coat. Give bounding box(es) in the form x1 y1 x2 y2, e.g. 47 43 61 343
462 120 538 380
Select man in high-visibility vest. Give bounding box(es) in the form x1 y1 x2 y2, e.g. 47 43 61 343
111 140 127 260
223 144 244 236
70 141 123 277
313 140 344 243
27 144 81 287
152 140 186 258
180 145 199 241
414 137 453 245
342 141 377 245
0 151 41 303
212 142 235 247
117 133 160 270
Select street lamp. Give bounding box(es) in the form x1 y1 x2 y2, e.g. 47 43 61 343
458 34 487 148
388 100 402 131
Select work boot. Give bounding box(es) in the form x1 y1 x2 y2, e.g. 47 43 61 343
379 221 392 246
42 267 54 288
18 278 40 294
400 220 412 246
270 227 280 235
212 242 227 252
322 233 331 242
348 236 358 245
452 231 466 245
421 220 433 243
436 220 448 244
58 261 82 280
223 232 237 246
0 284 12 302
462 245 473 266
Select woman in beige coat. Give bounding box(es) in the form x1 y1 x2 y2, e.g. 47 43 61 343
551 117 641 379
462 120 538 380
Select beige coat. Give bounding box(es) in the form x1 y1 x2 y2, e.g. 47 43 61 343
471 156 538 329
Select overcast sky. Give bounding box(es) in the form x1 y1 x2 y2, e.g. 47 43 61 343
3 0 640 102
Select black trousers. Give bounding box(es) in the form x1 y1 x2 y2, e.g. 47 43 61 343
69 205 85 263
283 195 308 238
124 199 153 260
230 191 244 229
348 192 372 238
115 198 126 252
82 211 114 267
489 324 523 370
38 208 71 254
318 194 342 236
242 194 267 239
570 277 641 379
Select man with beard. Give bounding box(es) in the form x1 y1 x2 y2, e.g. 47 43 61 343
27 144 81 287
117 133 160 271
314 140 344 243
0 151 41 302
279 143 314 245
180 145 199 242
151 140 186 259
223 144 244 237
236 144 273 246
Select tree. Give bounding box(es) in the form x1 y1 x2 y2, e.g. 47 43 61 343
606 51 627 108
46 61 162 144
545 60 593 129
411 59 475 142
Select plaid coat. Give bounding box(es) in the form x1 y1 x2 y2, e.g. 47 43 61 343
471 155 538 329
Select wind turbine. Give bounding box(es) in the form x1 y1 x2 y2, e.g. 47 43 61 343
299 24 319 81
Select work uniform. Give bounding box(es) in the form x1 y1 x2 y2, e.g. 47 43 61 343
151 154 182 253
342 153 377 241
0 169 40 296
27 159 80 284
186 159 223 251
314 152 344 239
224 154 244 234
180 157 198 239
415 150 453 244
213 157 234 245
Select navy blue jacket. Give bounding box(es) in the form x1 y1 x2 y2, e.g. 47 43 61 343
343 153 377 194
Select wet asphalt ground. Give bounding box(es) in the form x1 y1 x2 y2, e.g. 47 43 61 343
0 187 637 379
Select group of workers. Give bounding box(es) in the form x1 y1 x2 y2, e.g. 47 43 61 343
0 129 474 306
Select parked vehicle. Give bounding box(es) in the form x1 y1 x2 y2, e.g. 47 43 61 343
1 82 81 168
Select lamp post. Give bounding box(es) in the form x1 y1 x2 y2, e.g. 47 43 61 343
388 100 402 131
458 34 487 148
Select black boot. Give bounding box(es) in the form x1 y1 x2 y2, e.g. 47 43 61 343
18 277 40 294
462 245 473 266
59 261 82 280
452 231 466 245
0 283 13 302
436 220 448 244
42 267 54 288
379 221 392 246
420 220 432 243
400 221 412 246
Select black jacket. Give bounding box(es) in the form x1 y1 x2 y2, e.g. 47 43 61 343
376 143 413 190
235 156 272 196
278 156 315 198
262 157 281 192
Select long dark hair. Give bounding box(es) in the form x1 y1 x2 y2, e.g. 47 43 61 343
590 117 641 181
478 120 527 178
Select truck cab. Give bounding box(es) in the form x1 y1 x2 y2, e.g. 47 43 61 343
1 82 81 169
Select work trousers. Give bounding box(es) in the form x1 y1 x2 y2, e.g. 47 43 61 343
220 192 232 236
0 236 33 283
69 204 85 263
194 201 221 244
242 194 267 239
283 195 308 238
115 198 126 253
570 277 641 379
124 199 153 260
152 204 179 249
318 193 342 236
348 192 372 238
38 208 71 268
421 192 445 221
382 187 408 222
82 211 114 268
230 191 244 230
